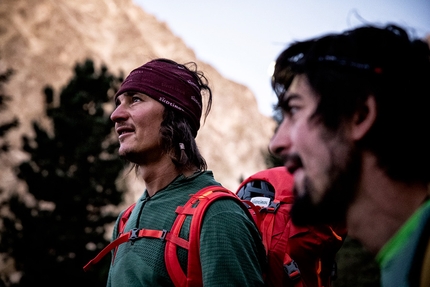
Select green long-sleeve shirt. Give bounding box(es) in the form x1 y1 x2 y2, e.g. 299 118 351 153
376 199 430 287
107 171 266 287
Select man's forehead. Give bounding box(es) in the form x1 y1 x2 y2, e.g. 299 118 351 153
287 74 317 100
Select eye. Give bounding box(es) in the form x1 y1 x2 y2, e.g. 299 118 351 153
285 105 299 116
278 97 300 118
131 95 142 103
114 98 121 108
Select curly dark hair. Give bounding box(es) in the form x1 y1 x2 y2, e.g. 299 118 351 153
272 24 430 184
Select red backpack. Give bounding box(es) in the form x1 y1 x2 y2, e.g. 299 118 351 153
236 167 347 287
83 185 253 287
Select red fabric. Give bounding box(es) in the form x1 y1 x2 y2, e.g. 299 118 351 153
118 203 136 234
165 202 189 287
164 185 242 287
83 228 167 272
83 232 130 272
236 167 347 287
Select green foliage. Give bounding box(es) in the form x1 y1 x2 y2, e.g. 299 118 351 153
0 60 125 286
0 65 19 287
0 68 19 153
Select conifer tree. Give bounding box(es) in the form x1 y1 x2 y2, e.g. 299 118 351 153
0 65 19 287
0 60 125 286
0 67 18 154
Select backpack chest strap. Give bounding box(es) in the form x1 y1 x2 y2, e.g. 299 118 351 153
83 227 189 272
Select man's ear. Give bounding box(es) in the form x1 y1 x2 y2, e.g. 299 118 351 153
351 96 377 140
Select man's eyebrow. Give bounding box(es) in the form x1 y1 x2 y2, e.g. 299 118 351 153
277 93 300 109
114 92 133 101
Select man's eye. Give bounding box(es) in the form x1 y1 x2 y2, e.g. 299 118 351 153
286 105 299 115
277 96 301 118
279 102 298 117
132 96 142 103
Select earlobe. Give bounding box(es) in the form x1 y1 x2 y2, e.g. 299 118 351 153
351 96 377 140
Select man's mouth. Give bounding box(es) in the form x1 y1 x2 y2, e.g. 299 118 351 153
284 153 303 175
116 126 135 138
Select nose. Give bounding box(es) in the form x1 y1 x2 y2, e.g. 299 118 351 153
268 119 292 157
110 102 127 123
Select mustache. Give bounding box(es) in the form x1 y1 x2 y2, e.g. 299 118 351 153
282 153 303 173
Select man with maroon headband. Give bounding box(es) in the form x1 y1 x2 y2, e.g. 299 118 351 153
106 58 265 286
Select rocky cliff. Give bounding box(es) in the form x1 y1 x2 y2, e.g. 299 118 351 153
0 0 276 204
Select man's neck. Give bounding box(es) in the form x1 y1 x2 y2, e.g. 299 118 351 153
137 157 199 197
346 153 429 255
136 157 181 197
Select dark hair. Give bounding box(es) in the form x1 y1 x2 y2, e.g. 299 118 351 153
160 108 207 171
159 60 211 171
272 24 430 184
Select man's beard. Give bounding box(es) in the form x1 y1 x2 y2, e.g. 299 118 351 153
290 149 360 226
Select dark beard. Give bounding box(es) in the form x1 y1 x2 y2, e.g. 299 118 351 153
290 150 360 226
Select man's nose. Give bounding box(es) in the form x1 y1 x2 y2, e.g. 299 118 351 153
110 103 127 122
268 120 292 156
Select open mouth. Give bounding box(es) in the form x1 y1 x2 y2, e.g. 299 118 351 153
284 153 303 175
119 130 133 135
116 126 135 137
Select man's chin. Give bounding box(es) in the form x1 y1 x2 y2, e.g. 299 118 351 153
290 143 359 227
118 149 134 162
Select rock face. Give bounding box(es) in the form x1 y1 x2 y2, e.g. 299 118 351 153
0 0 276 204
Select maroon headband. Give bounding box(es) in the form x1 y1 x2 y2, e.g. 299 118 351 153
115 59 203 137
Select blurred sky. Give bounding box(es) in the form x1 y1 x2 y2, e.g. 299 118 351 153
134 0 430 116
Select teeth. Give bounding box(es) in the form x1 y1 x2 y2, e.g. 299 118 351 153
118 128 133 136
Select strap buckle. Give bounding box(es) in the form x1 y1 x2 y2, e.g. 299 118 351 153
284 260 301 281
129 228 139 244
261 201 280 213
160 229 168 241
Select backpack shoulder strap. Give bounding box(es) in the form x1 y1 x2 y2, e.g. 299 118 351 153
118 203 136 234
83 198 193 272
241 200 263 227
165 185 243 287
83 202 137 271
283 252 304 287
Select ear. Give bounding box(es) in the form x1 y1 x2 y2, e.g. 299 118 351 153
351 95 377 141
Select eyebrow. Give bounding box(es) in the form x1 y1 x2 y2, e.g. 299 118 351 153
277 93 301 109
114 92 132 101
